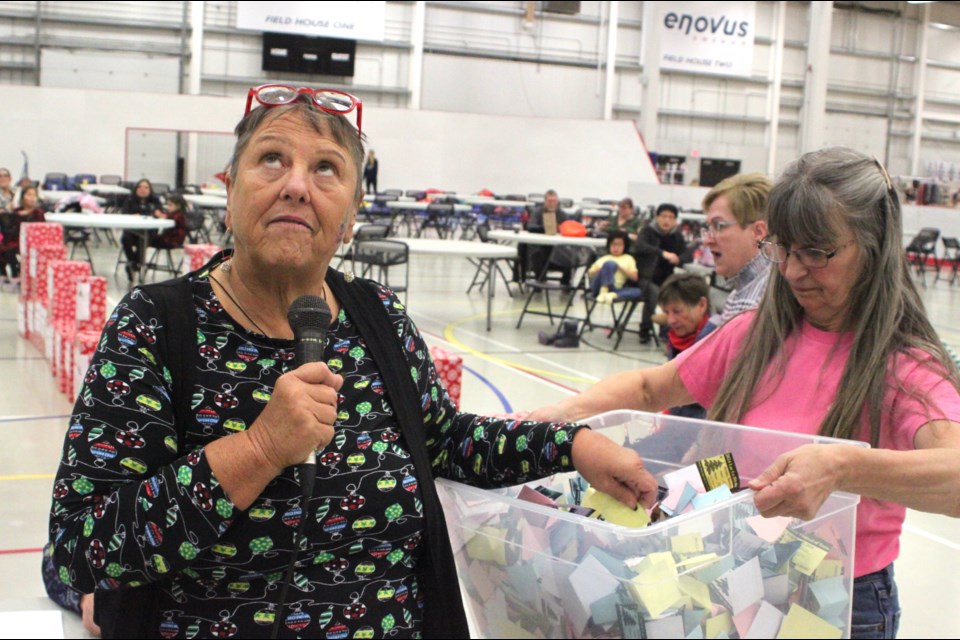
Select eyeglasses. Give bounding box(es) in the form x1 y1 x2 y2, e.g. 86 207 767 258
244 84 363 136
699 219 738 239
758 240 854 269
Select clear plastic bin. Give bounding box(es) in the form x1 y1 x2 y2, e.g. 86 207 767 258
436 410 864 639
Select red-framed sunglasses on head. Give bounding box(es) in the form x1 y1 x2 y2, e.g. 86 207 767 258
244 84 362 136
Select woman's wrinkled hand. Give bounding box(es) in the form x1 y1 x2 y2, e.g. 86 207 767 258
571 429 659 509
748 444 847 520
245 363 343 473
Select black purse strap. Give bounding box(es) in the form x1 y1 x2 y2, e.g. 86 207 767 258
326 270 470 639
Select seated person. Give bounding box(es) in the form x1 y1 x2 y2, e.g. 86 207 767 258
523 188 574 284
632 203 691 343
602 197 643 241
588 230 641 303
0 185 46 284
657 272 713 419
119 179 163 280
150 193 188 251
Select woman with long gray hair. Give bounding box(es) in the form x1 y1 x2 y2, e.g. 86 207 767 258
531 147 960 638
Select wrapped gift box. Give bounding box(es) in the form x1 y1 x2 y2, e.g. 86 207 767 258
58 276 108 396
48 260 93 376
75 276 108 334
73 331 102 399
21 223 64 299
429 345 462 409
183 243 222 273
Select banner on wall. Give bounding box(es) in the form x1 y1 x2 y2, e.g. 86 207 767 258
236 1 385 41
657 2 756 77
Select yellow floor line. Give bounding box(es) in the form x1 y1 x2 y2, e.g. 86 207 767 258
0 473 55 481
441 311 596 384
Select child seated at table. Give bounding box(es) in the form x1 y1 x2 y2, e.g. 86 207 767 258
588 230 641 303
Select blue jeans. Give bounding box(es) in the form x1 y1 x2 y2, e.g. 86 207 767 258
852 564 900 639
590 261 642 300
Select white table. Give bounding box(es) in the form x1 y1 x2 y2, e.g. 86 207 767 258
80 183 129 196
487 229 607 248
184 194 228 209
39 190 87 204
386 201 472 213
402 238 516 331
200 187 228 196
46 213 174 284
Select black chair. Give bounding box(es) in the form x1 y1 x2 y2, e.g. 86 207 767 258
405 190 426 200
42 173 68 191
906 227 940 287
466 222 517 297
416 203 454 239
185 208 211 244
143 247 182 281
99 175 122 185
352 239 409 304
69 174 97 190
938 237 960 285
516 244 596 329
343 223 390 269
152 183 171 196
578 294 644 350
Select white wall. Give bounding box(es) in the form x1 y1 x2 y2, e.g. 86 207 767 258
0 84 658 199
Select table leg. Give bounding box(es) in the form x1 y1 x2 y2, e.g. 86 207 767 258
137 230 149 287
485 257 494 331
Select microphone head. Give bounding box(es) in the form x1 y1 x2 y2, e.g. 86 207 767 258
287 295 332 339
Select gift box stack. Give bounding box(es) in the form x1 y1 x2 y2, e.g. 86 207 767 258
48 260 92 380
27 243 67 355
429 345 462 409
183 243 222 274
73 330 102 399
18 223 64 340
50 267 109 398
69 276 108 397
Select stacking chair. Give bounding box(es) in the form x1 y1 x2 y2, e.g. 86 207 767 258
516 244 596 329
69 174 97 189
143 247 182 281
416 203 454 239
466 222 517 297
380 188 403 199
185 208 211 244
578 293 643 350
99 175 122 185
42 173 69 191
938 237 960 285
405 190 426 200
905 227 940 287
152 183 171 196
343 224 390 270
352 239 409 304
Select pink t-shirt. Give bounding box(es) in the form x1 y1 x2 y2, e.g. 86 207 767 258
675 311 960 577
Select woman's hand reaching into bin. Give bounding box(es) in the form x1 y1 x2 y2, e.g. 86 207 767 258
571 428 659 509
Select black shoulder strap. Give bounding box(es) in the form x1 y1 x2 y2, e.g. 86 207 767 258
326 270 469 639
95 276 197 638
139 275 197 453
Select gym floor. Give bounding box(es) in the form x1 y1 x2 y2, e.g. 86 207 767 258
1 237 957 638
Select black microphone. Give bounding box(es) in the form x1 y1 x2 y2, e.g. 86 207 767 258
286 295 332 487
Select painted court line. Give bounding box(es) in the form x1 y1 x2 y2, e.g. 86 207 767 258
903 523 960 553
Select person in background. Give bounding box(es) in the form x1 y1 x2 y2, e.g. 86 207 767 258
700 172 772 331
524 189 574 284
657 273 711 419
588 230 641 303
603 197 643 241
531 147 960 639
0 184 45 285
148 192 188 253
0 168 14 212
119 178 163 281
363 149 378 194
632 203 691 344
50 87 658 639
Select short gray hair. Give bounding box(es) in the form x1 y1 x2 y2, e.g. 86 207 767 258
228 93 366 198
